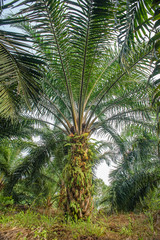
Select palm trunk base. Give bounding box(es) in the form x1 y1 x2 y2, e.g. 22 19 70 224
59 133 93 220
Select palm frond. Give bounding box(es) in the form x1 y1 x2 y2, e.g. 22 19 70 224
115 0 154 67
5 144 50 194
149 1 160 106
0 9 44 118
93 124 125 155
15 0 79 126
85 43 153 129
12 0 117 133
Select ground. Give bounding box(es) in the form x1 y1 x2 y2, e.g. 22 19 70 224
0 207 159 239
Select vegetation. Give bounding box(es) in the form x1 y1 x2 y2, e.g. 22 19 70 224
0 0 160 238
0 205 160 239
106 131 160 212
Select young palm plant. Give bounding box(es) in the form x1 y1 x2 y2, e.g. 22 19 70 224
8 0 156 219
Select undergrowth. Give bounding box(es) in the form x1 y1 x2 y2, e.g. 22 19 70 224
0 207 159 240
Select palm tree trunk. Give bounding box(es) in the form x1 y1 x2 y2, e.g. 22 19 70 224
60 133 93 220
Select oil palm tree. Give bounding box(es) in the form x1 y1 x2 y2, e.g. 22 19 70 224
0 136 37 195
108 131 159 212
3 126 67 204
4 0 156 219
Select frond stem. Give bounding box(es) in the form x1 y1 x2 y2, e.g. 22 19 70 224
78 0 93 134
83 56 118 122
39 102 70 134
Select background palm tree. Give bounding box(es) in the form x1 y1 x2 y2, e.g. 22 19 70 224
107 131 159 212
0 120 67 206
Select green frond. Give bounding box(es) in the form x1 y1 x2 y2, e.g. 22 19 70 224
109 168 160 211
16 0 76 112
85 43 153 129
0 6 45 118
0 160 9 176
0 117 36 139
149 2 160 106
4 0 155 137
116 0 154 67
12 0 118 132
93 124 125 155
0 41 43 118
5 145 50 194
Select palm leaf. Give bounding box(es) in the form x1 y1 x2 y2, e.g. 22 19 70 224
0 7 44 118
115 0 154 67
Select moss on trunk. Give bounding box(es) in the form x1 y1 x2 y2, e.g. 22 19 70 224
60 133 94 220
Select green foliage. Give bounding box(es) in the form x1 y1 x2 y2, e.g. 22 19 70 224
0 207 158 239
0 208 106 239
105 132 159 212
68 220 106 239
0 194 14 210
120 217 133 236
141 187 160 212
93 178 109 209
150 1 160 106
0 125 66 208
3 0 153 140
0 18 44 118
0 209 59 240
115 0 154 67
139 188 160 234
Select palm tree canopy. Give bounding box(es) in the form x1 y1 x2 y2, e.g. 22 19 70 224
3 0 153 145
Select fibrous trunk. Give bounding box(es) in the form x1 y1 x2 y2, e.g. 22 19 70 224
59 133 93 220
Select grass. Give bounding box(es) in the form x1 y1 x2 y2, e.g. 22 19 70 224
0 207 159 239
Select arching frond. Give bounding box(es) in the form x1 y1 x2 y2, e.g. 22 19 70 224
0 4 44 118
115 0 154 67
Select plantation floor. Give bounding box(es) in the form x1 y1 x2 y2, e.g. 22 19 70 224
0 208 160 239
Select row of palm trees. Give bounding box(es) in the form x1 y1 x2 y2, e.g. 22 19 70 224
0 0 160 219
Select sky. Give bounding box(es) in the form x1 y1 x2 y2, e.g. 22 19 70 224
96 161 112 185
